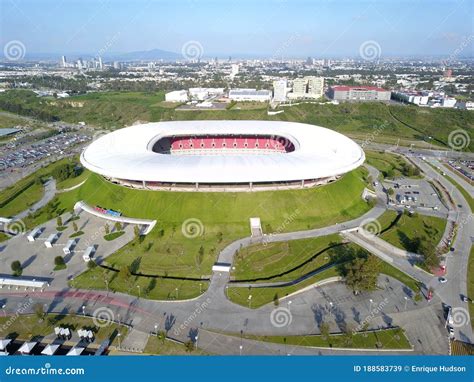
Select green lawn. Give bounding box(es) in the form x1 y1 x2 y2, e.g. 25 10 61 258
0 313 128 348
444 174 474 212
231 234 341 282
0 179 44 217
143 336 209 355
70 265 208 300
377 211 447 253
48 167 371 278
365 150 420 179
56 168 90 190
233 327 411 350
468 247 474 331
227 266 339 309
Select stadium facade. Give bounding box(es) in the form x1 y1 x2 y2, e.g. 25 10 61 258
80 121 365 192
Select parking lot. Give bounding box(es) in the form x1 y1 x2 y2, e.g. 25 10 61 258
383 177 448 215
0 211 135 287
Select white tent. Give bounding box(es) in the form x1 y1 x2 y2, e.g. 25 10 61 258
18 342 37 354
66 347 84 356
0 339 11 351
41 344 59 355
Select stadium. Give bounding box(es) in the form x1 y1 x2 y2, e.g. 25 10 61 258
80 121 365 191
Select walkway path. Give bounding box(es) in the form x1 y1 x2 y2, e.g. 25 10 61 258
14 178 56 221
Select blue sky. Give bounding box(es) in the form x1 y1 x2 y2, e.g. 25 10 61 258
1 0 472 57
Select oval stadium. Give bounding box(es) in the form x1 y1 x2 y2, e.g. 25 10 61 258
80 121 365 191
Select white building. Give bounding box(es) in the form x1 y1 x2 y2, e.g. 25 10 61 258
273 79 288 102
165 90 188 102
229 89 271 102
442 98 457 108
288 76 324 100
231 64 240 78
189 88 225 101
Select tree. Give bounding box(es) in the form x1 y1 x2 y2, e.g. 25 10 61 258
184 340 195 352
104 223 110 235
196 246 205 268
114 222 122 232
54 256 65 267
134 225 140 237
56 216 62 227
72 221 78 232
343 256 380 294
34 303 45 320
419 240 440 270
320 322 331 345
387 188 394 196
11 260 22 276
87 260 97 269
273 293 279 306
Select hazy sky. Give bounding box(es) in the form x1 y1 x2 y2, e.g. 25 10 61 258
1 0 473 57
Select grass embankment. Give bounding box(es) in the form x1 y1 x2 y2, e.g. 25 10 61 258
468 247 474 331
143 336 209 355
225 327 411 350
69 265 209 301
375 210 446 252
0 314 127 347
54 167 371 279
231 234 341 282
1 90 473 150
365 150 421 179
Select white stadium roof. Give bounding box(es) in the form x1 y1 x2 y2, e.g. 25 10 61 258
81 121 365 184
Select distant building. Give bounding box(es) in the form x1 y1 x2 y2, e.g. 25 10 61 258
328 86 391 102
231 64 239 78
272 79 288 102
229 89 271 102
165 90 188 102
392 91 429 106
189 88 224 101
288 76 324 100
98 57 103 70
442 97 457 108
61 55 67 68
307 76 324 99
113 61 121 70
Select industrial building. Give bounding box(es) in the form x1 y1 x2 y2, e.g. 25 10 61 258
328 86 391 102
228 89 272 102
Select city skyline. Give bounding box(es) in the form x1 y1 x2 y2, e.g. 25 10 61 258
1 0 473 59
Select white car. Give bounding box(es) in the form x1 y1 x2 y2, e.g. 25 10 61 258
439 277 448 284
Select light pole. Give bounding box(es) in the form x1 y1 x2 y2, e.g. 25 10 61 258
248 295 252 309
225 285 229 298
105 279 109 294
175 287 179 300
195 335 199 350
117 313 121 324
239 345 243 355
137 285 141 299
287 300 292 312
369 299 373 313
404 296 408 311
1 304 6 317
154 324 158 336
117 332 121 350
199 283 202 294
81 305 85 317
